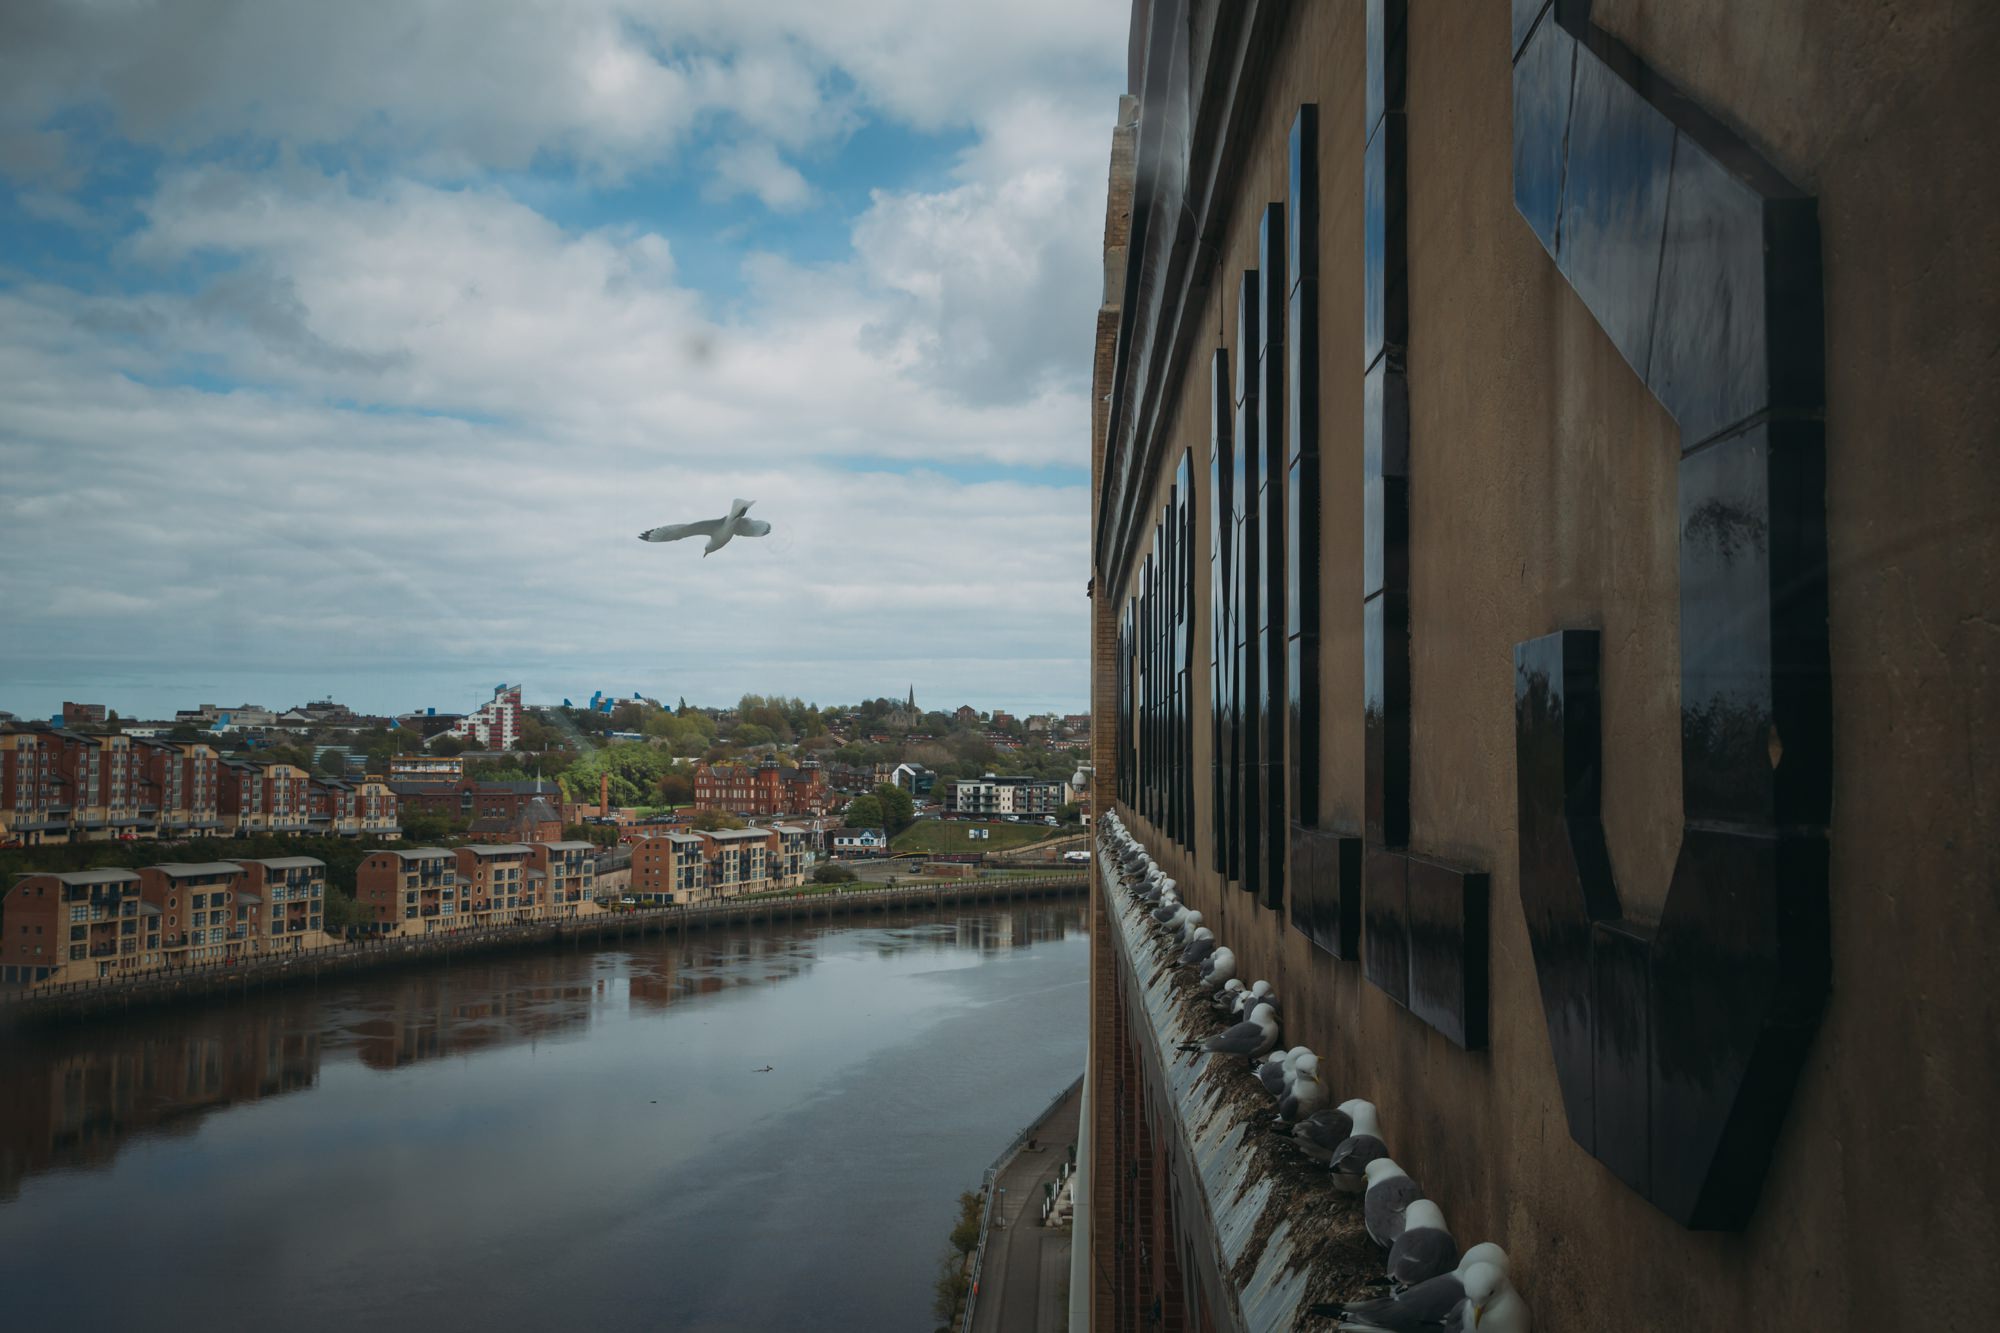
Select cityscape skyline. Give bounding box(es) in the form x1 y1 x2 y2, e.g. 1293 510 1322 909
0 665 1087 724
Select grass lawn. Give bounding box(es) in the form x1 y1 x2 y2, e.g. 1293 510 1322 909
891 818 1069 855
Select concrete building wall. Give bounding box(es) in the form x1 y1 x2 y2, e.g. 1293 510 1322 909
1089 2 1998 1329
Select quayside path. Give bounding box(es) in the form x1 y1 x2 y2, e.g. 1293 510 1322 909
968 1079 1084 1333
0 874 1085 1026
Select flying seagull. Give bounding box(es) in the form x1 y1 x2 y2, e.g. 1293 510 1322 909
638 498 771 556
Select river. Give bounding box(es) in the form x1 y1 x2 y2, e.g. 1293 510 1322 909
0 899 1089 1331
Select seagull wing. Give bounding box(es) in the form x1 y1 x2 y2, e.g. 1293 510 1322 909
640 517 725 543
735 518 772 537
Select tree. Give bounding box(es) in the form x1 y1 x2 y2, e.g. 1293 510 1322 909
321 885 370 932
842 795 884 829
813 863 856 884
518 713 566 754
656 770 695 806
264 744 315 773
562 822 620 848
1058 802 1080 824
949 1190 983 1255
318 749 349 776
874 783 915 834
433 734 468 756
689 809 745 831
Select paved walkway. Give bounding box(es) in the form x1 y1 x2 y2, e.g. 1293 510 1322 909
971 1084 1083 1333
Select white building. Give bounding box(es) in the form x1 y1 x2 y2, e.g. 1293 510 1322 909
950 774 1072 817
448 684 522 751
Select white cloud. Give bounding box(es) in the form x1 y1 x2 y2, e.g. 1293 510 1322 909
0 1 1126 714
707 140 814 212
0 0 1122 188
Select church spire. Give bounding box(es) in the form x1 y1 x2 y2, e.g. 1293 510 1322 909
907 684 916 710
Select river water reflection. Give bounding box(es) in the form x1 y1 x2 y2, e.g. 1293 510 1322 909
0 900 1088 1331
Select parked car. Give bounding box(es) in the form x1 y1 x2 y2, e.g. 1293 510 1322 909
1063 849 1091 863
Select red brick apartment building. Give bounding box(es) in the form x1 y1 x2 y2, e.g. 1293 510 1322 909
628 826 795 905
135 738 223 837
0 868 151 984
2 855 339 985
629 832 707 904
48 730 147 841
3 732 395 844
527 841 597 915
1 728 61 846
693 758 830 817
219 759 311 835
355 847 458 933
358 841 600 934
306 776 400 838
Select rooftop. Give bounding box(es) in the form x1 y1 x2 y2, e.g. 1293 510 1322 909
22 867 142 885
461 843 531 856
246 857 325 870
150 862 244 878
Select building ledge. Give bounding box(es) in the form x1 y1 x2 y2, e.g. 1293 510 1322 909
1098 841 1385 1330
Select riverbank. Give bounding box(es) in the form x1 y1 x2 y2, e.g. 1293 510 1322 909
964 1077 1084 1333
0 874 1085 1027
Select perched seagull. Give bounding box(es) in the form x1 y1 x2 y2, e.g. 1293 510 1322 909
1363 1158 1425 1249
1308 1244 1511 1333
1231 980 1278 1019
1277 1051 1328 1123
1212 978 1246 1009
1456 1261 1528 1333
1181 927 1217 968
1198 947 1237 990
1387 1199 1457 1289
1177 1002 1280 1064
1255 1050 1292 1099
1284 1105 1355 1164
638 498 771 556
1330 1099 1389 1191
1175 910 1204 945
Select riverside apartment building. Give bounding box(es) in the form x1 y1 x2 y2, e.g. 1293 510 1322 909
627 826 800 905
352 841 601 935
2 857 332 985
1083 2 1997 1331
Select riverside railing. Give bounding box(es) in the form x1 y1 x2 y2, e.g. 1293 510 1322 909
959 1073 1086 1333
0 874 1086 1012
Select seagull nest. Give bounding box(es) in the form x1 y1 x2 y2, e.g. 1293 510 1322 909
1150 928 1387 1329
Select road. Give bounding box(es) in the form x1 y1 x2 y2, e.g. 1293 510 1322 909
971 1082 1082 1333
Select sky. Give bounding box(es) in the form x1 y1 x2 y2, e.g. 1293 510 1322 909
0 0 1128 721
